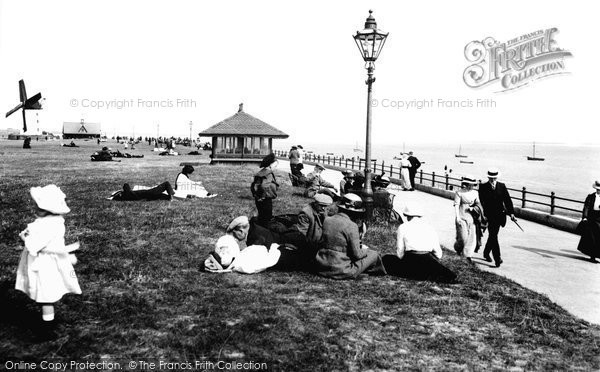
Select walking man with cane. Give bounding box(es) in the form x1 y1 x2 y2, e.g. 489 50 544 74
478 168 516 267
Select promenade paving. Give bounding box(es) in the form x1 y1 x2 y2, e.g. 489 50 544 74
287 161 600 325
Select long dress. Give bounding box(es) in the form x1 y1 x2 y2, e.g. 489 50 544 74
399 159 412 190
577 193 600 259
454 189 482 258
15 215 81 303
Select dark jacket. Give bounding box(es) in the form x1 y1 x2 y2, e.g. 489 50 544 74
295 204 326 253
582 193 598 219
251 168 279 201
314 213 366 278
407 155 421 172
478 181 514 227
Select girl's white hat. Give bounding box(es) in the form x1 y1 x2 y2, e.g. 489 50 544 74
30 185 70 214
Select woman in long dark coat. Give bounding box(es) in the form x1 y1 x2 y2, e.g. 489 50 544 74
314 193 386 279
577 180 600 263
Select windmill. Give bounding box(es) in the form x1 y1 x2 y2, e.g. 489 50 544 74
5 80 43 132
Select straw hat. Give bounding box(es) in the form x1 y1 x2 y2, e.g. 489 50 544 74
487 168 499 178
593 180 600 190
461 175 478 185
338 193 365 213
402 203 423 217
30 185 70 214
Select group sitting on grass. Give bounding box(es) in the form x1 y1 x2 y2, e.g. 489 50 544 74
204 192 457 283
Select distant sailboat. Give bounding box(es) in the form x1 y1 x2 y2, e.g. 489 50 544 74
455 145 468 158
353 142 363 152
527 142 545 161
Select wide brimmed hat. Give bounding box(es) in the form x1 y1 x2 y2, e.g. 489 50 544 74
214 235 240 267
341 170 354 177
593 180 600 190
402 203 423 217
338 193 365 213
30 185 71 214
314 164 325 171
314 194 333 206
461 175 478 185
259 153 277 168
487 168 499 178
182 165 195 174
226 216 249 233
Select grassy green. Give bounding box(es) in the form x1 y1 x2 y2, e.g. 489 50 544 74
0 140 599 371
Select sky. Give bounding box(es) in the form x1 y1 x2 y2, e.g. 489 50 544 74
0 0 598 145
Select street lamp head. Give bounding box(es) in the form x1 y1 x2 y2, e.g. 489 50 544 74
353 10 388 64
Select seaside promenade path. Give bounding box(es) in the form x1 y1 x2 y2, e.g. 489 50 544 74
284 160 600 325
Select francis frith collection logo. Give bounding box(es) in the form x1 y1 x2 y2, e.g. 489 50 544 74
463 28 572 92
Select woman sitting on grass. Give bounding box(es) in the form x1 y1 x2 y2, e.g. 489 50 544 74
313 193 386 279
174 165 217 198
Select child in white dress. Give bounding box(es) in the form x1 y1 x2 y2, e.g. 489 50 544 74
15 185 81 339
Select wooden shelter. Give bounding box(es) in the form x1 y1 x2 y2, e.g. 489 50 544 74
199 103 288 164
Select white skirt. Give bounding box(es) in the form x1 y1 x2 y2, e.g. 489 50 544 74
15 249 82 303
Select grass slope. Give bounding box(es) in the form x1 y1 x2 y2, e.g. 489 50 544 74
0 140 599 371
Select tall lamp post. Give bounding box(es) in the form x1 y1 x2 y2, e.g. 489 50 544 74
354 10 388 219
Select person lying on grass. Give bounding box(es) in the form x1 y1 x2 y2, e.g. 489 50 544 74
174 165 217 198
110 182 179 201
204 226 281 274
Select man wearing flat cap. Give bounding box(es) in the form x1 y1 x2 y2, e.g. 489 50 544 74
478 168 516 267
295 194 333 256
305 164 337 199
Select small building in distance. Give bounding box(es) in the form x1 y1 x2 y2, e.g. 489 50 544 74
198 103 288 164
63 119 101 139
0 128 20 139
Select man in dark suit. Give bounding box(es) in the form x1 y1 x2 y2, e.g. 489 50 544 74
478 168 516 267
407 151 421 191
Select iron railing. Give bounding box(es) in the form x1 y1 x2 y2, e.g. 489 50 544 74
275 150 584 218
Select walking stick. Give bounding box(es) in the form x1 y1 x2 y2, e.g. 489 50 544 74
512 219 524 232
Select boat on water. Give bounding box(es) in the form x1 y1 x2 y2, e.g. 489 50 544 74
527 142 545 161
353 142 363 152
460 160 474 164
454 145 468 158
